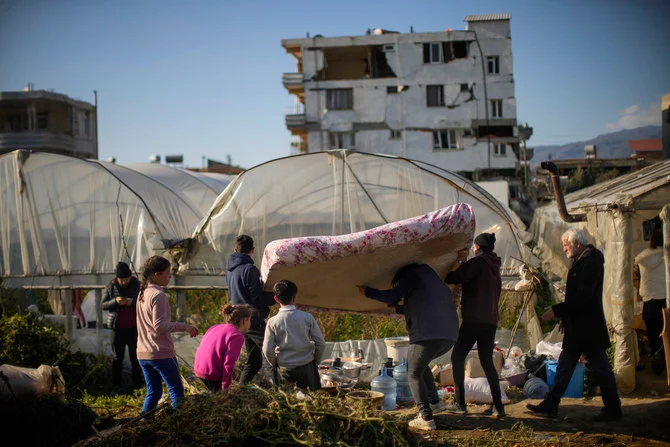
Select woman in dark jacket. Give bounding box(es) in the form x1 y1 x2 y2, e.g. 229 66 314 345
101 262 143 391
445 232 504 417
358 263 459 431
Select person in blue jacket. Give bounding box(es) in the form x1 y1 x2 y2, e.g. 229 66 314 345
358 263 459 431
226 235 276 385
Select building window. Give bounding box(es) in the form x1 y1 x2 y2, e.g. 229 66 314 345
326 88 353 110
423 42 443 64
491 100 503 118
433 129 459 150
493 143 506 156
426 85 445 107
84 112 90 136
36 113 48 130
487 56 500 74
387 86 399 94
460 83 469 92
329 132 356 149
390 129 402 140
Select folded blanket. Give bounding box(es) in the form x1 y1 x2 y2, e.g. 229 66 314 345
260 203 475 313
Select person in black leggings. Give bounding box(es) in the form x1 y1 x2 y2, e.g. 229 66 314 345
445 233 504 417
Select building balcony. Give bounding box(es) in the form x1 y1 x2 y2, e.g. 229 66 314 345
282 73 305 100
285 113 306 132
0 131 93 157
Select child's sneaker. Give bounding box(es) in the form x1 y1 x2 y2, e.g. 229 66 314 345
445 402 468 415
430 400 447 413
408 415 437 431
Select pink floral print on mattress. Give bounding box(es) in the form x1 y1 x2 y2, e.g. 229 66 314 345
261 203 475 281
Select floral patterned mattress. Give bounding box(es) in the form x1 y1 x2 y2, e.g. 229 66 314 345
260 203 475 314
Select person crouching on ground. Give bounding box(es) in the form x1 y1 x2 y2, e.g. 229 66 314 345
194 304 254 392
358 263 459 431
136 255 199 415
526 229 621 422
444 233 505 418
262 280 326 391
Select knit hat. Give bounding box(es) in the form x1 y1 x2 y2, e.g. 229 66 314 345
474 233 496 251
115 262 132 279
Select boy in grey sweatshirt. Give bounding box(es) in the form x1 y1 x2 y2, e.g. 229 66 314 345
262 280 326 390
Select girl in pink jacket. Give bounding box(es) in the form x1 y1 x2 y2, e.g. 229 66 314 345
194 304 254 391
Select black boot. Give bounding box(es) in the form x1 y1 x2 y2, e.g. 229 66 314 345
526 399 558 418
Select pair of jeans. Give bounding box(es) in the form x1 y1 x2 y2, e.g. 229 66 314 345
139 357 184 413
546 346 620 412
451 322 503 411
643 299 666 355
408 339 455 420
112 327 143 388
239 327 265 385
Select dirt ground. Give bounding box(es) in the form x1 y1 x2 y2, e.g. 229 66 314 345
403 356 670 446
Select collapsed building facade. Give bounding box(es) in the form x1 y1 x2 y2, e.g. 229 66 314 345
281 14 533 183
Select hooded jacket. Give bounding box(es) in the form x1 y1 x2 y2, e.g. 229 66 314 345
445 251 502 325
226 252 275 329
552 244 610 351
100 276 141 329
635 247 666 301
364 264 459 343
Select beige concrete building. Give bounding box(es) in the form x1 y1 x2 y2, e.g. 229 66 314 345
0 88 97 159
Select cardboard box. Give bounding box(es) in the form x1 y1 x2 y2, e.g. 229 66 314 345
465 350 504 378
432 364 455 386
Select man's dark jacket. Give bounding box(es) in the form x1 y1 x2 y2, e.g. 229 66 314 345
226 252 275 329
100 276 141 329
552 244 610 351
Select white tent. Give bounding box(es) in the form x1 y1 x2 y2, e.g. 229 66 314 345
0 150 227 288
530 160 670 392
182 150 530 279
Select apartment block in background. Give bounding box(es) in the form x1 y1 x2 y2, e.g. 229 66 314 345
0 87 98 159
281 13 532 181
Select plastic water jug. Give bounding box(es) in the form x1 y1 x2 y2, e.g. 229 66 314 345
393 357 412 403
371 367 397 410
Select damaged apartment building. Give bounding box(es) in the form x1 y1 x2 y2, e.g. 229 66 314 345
281 13 532 182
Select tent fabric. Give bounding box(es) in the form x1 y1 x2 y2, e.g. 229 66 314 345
0 150 219 286
529 160 670 392
261 203 475 313
183 150 528 277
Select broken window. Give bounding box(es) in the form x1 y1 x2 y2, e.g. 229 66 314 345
423 41 469 63
320 46 395 80
487 56 500 74
387 86 399 94
493 143 506 156
329 131 356 149
426 85 445 107
490 99 503 118
460 83 469 92
433 129 459 150
326 89 353 110
390 129 402 140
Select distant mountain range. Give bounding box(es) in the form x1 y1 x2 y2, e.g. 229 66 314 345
530 125 661 165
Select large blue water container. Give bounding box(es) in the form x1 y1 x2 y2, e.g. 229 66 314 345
371 367 397 410
393 357 412 403
545 360 585 398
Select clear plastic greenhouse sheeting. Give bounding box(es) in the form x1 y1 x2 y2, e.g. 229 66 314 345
126 163 234 215
0 150 204 282
183 150 527 275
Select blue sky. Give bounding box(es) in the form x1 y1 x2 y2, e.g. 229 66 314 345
1 0 668 169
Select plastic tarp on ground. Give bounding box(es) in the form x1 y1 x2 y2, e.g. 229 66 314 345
0 150 229 287
530 160 670 392
182 150 529 280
